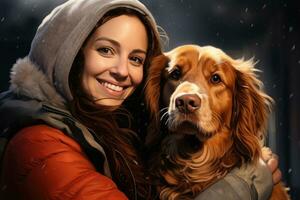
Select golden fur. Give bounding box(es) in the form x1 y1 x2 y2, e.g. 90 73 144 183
145 45 289 200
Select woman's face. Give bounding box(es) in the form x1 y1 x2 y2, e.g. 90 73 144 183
82 15 148 106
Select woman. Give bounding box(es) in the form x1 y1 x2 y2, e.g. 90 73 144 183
0 0 280 199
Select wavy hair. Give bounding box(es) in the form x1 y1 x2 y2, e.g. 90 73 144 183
68 7 163 200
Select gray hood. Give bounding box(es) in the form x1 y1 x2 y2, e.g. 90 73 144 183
28 0 159 103
0 0 160 179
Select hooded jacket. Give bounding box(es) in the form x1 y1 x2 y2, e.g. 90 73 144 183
0 0 273 199
0 0 159 199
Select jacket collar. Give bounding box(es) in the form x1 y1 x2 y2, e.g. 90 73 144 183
1 58 112 177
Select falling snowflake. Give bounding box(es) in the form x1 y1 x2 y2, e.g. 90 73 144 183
289 26 293 32
291 45 296 51
262 4 267 9
289 93 294 99
0 17 4 22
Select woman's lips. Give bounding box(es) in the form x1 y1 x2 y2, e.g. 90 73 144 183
97 79 128 96
102 81 123 92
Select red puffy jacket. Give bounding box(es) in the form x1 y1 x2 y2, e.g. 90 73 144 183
0 125 128 200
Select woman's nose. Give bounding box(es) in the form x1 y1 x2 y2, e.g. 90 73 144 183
110 58 129 81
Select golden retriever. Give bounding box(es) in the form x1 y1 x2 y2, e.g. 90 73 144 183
145 45 289 200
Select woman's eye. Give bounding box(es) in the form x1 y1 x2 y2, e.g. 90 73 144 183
97 47 113 55
169 66 181 80
130 56 144 66
210 74 222 84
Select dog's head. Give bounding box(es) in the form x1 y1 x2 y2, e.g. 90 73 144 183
145 44 273 163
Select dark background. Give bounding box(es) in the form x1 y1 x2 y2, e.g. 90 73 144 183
0 0 299 199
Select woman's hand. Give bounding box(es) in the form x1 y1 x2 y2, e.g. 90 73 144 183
261 147 282 184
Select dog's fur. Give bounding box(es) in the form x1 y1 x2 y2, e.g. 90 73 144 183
145 45 289 200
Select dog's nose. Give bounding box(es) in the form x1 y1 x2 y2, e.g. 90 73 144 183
175 94 201 113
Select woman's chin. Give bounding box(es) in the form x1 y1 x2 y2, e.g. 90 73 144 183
94 98 124 108
91 87 135 108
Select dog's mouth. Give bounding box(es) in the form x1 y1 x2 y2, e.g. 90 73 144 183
169 121 212 142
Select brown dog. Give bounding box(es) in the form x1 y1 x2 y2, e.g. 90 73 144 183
145 45 289 200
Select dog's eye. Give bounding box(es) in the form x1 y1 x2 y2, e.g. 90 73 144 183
169 66 181 80
210 74 221 84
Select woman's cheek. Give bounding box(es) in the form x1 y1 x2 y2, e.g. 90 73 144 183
131 67 144 86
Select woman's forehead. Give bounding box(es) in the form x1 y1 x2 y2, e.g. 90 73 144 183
91 15 148 51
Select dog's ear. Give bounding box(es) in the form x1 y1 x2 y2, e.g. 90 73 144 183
231 59 273 163
144 54 169 147
145 54 169 120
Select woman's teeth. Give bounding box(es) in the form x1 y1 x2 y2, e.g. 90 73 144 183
102 81 123 92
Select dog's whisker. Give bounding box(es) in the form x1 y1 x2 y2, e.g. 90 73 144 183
159 108 169 120
160 111 169 122
159 107 169 113
165 118 171 126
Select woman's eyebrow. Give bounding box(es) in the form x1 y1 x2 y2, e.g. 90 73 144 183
131 49 147 55
95 37 147 55
95 37 120 48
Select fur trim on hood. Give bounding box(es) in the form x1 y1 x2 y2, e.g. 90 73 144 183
9 57 65 108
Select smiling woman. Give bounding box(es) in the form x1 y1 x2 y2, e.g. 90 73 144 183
0 0 162 199
81 15 147 106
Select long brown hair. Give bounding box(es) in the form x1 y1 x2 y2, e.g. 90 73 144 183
68 8 162 200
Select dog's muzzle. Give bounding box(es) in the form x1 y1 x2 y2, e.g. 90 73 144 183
175 94 201 114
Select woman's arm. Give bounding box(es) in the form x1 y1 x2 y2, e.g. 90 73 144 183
1 125 127 200
194 159 274 200
194 147 283 200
